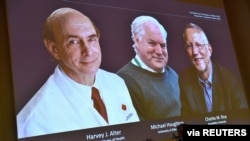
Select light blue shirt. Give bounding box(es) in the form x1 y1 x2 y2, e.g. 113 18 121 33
198 63 213 112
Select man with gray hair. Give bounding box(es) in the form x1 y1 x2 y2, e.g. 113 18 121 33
117 15 181 121
179 22 248 117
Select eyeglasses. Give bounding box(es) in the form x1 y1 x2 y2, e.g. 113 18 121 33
185 43 209 51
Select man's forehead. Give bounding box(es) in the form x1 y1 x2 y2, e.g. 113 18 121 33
188 30 208 41
57 13 93 28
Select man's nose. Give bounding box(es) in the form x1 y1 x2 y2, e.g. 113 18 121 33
81 42 93 55
155 44 163 54
191 45 199 54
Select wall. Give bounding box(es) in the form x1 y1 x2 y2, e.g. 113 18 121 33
0 0 17 141
223 0 250 106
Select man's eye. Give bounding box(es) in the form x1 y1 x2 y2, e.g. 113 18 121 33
149 42 156 46
89 37 97 42
160 43 167 48
196 44 202 47
185 44 192 48
68 39 79 45
66 39 80 47
71 40 78 44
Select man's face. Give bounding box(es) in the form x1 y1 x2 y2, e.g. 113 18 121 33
52 12 101 77
184 28 212 73
134 22 168 72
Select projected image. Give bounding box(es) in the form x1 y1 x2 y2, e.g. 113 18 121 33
178 22 249 127
117 15 181 121
16 7 140 139
6 0 249 140
179 23 248 116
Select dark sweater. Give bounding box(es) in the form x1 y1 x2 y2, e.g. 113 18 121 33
179 62 248 117
117 62 181 121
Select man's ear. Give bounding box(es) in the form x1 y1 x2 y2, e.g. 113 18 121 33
208 44 212 57
44 39 60 60
133 35 139 46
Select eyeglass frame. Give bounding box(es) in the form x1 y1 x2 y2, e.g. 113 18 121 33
185 43 210 51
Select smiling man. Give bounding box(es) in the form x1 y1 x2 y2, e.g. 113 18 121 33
117 15 181 121
179 23 248 117
16 7 139 139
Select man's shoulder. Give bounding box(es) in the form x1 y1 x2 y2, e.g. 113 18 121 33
97 68 124 80
35 74 59 93
212 62 240 82
116 62 135 74
213 62 235 75
165 65 178 75
179 66 196 78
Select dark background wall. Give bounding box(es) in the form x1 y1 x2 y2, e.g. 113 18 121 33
0 0 249 141
0 0 17 140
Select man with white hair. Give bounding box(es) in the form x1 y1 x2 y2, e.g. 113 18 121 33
117 15 181 121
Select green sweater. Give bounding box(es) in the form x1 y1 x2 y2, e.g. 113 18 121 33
117 62 181 121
